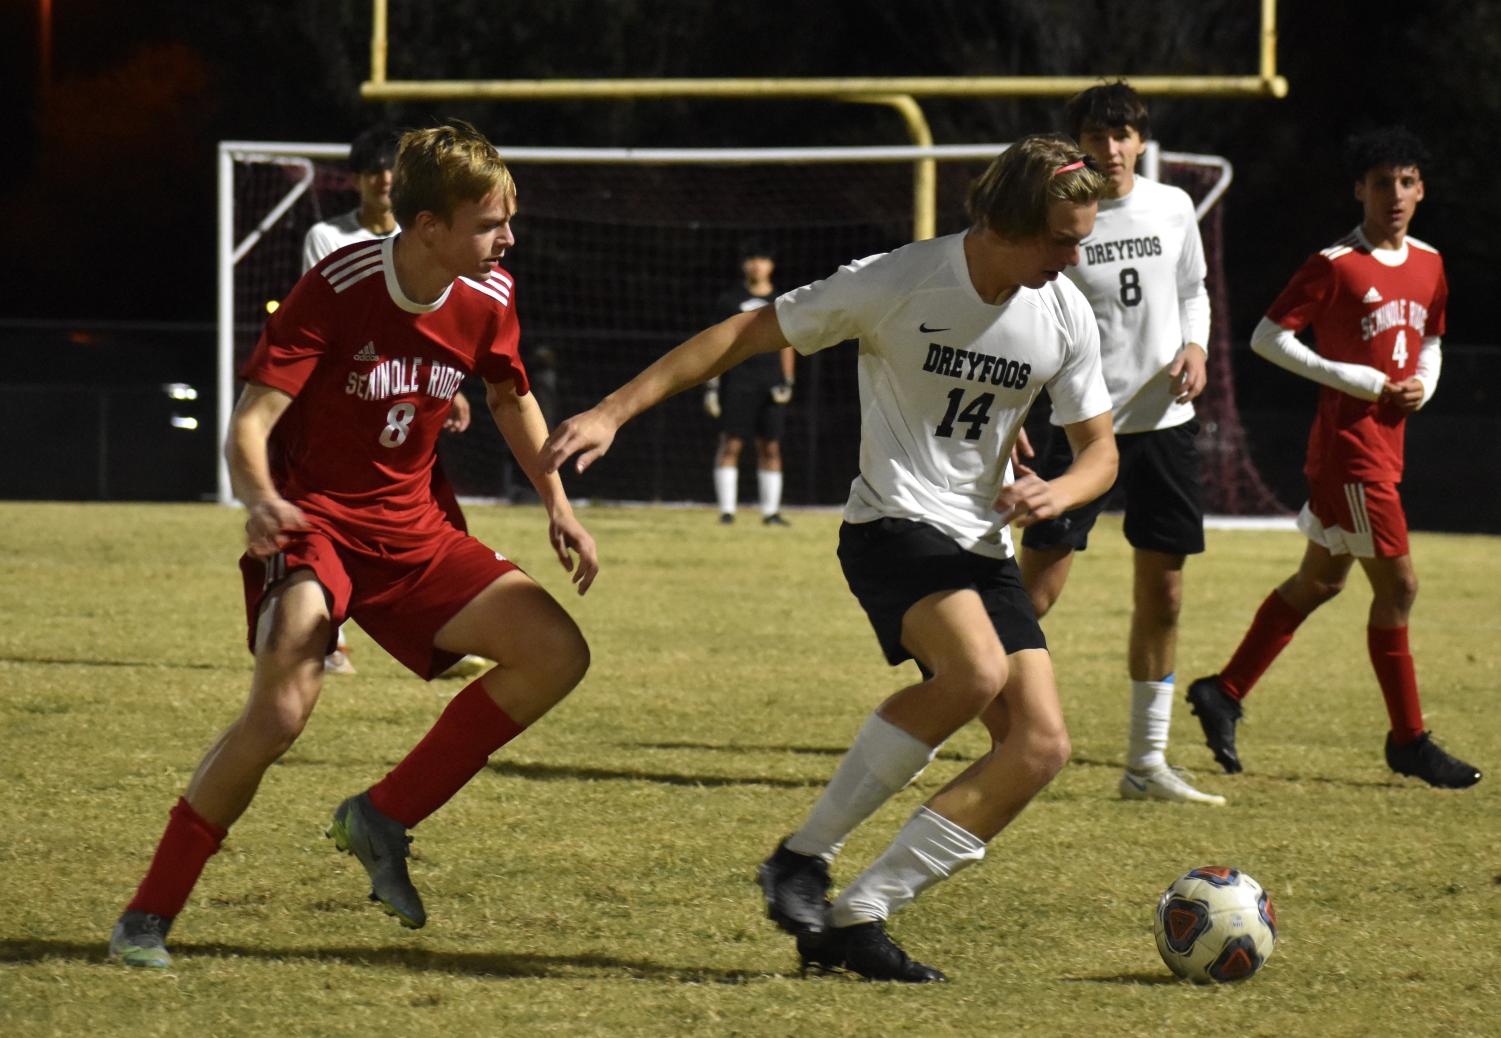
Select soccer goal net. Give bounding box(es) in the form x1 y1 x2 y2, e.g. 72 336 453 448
217 140 1282 515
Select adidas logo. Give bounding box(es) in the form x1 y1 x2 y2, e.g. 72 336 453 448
1362 287 1383 304
353 341 379 362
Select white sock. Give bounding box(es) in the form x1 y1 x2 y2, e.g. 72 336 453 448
1127 676 1174 772
831 807 987 926
336 623 349 652
785 713 937 863
757 468 783 517
714 466 738 516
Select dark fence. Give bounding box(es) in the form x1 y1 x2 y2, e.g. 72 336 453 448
2 319 1497 535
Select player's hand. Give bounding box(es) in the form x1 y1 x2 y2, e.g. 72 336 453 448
1380 377 1424 413
444 390 472 433
993 462 1061 527
541 408 620 475
244 497 309 559
1168 344 1208 404
548 510 599 595
770 379 794 405
703 388 722 419
1010 426 1035 469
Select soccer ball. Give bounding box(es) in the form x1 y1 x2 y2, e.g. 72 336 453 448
1154 866 1277 983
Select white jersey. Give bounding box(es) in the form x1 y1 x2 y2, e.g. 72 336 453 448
1062 176 1209 434
775 233 1111 559
302 210 398 272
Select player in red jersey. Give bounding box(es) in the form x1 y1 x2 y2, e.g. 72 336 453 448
1186 127 1480 789
109 121 600 968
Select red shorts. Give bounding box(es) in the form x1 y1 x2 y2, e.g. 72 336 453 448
1296 478 1408 559
239 522 518 679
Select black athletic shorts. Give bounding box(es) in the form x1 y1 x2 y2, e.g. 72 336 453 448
838 517 1047 667
721 372 787 442
1020 419 1205 556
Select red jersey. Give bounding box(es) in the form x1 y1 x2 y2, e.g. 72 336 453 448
1266 228 1446 483
241 237 527 546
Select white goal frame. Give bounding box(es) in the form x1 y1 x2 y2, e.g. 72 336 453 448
216 140 1228 505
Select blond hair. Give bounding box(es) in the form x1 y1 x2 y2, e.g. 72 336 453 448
391 119 515 228
967 133 1106 240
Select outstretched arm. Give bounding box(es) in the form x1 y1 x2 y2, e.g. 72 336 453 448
541 305 792 475
487 379 599 595
995 411 1117 527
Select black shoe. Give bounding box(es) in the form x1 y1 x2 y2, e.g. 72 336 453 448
1186 675 1244 774
763 513 790 527
719 513 735 525
799 922 946 983
1385 731 1482 789
328 792 427 928
757 839 832 936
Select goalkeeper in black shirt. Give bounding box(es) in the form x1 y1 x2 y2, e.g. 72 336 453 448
703 243 796 525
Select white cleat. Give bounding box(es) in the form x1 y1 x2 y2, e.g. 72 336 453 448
1119 765 1227 806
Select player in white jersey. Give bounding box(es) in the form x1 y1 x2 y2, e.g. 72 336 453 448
302 125 485 680
542 135 1117 982
1019 82 1224 807
301 126 401 271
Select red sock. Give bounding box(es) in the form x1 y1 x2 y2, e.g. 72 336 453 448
1368 625 1425 744
125 797 228 918
1219 591 1308 701
368 680 525 828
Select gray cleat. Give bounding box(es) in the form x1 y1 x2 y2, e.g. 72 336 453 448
328 792 427 929
109 910 173 968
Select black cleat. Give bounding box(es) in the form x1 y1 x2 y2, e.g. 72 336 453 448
328 792 427 928
1187 675 1244 774
763 513 791 527
1385 731 1482 789
719 513 735 525
757 839 832 936
799 922 946 983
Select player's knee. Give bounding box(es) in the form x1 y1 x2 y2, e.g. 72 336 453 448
244 691 314 761
1019 722 1072 786
532 620 590 694
1027 586 1059 619
938 652 1009 715
1382 571 1419 614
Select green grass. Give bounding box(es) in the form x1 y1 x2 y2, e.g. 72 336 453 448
1 502 1498 1037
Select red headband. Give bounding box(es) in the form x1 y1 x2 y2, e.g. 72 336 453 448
1053 160 1086 176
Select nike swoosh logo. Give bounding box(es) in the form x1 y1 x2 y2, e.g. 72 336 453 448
919 323 950 334
1122 773 1147 791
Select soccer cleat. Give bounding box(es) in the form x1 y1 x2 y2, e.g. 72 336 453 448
757 839 832 936
437 654 491 680
1187 675 1244 774
1385 731 1482 789
109 911 173 969
328 792 427 928
324 648 357 675
1119 764 1227 806
719 513 735 525
798 921 946 983
762 513 791 527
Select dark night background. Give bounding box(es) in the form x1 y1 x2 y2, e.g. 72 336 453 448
3 1 1498 524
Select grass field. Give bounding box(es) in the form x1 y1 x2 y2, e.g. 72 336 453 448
1 502 1497 1037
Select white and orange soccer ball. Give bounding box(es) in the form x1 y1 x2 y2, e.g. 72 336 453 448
1154 866 1277 983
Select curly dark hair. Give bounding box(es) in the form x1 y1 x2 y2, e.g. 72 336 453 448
1344 126 1429 181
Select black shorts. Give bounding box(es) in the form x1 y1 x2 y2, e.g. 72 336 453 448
1020 420 1205 556
721 375 787 442
838 517 1047 667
